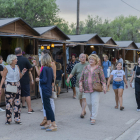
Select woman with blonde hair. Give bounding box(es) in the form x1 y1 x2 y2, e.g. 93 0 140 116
79 54 106 125
36 53 57 131
33 49 56 126
0 55 27 125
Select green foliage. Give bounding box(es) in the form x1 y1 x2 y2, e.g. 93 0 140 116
69 15 140 42
0 0 60 27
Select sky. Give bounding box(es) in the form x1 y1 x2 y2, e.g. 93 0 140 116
56 0 140 24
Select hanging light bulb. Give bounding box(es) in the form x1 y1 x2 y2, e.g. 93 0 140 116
51 44 54 48
90 45 94 48
41 46 44 50
47 46 50 49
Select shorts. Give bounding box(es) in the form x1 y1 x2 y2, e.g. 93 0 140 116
21 84 30 97
55 80 62 87
113 80 124 90
76 87 86 100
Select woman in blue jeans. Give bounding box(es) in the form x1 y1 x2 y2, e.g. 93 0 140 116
107 62 128 110
37 54 57 132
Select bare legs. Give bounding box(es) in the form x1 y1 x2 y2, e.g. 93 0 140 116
0 88 4 105
72 87 76 98
114 89 124 109
21 96 32 112
106 78 110 91
80 98 87 115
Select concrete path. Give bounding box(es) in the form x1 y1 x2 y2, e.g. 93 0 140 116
0 86 140 140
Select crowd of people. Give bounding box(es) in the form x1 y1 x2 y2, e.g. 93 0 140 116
0 48 140 132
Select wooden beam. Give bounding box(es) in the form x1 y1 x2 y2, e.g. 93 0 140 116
63 43 66 79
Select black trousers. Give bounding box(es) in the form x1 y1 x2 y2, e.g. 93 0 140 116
135 78 140 109
42 93 55 122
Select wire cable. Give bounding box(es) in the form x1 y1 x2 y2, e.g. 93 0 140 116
121 0 140 13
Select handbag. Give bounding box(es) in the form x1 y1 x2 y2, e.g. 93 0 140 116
51 86 57 99
6 84 17 93
93 82 103 92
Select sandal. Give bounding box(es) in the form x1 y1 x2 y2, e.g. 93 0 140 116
5 122 11 125
120 106 124 111
115 106 118 109
41 125 51 130
80 114 84 118
91 120 96 125
46 127 57 132
73 96 76 99
15 121 22 125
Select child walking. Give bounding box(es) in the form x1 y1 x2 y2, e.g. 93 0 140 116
107 62 128 110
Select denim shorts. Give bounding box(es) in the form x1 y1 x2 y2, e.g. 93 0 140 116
113 80 124 90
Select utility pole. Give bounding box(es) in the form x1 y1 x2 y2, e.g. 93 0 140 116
76 0 80 35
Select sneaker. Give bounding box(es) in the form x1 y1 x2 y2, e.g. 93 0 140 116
28 109 35 114
40 109 43 112
137 109 140 112
0 108 5 112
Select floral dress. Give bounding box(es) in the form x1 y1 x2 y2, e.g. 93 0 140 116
66 61 78 87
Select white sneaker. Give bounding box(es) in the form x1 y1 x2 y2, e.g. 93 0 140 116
40 109 43 112
137 109 140 112
0 108 5 112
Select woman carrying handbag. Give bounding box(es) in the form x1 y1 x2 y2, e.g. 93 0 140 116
130 57 140 111
0 55 27 125
79 54 106 125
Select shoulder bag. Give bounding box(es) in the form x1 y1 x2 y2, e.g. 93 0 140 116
6 84 17 93
51 85 57 99
93 67 103 92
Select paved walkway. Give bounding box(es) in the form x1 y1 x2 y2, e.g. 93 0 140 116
0 86 140 140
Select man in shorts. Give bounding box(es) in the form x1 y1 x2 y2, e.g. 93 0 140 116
67 53 88 118
15 47 34 114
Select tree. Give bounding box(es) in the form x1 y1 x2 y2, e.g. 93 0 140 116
0 0 60 27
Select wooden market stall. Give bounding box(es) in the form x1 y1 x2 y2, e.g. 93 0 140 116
67 34 104 59
0 17 70 105
33 26 70 88
101 37 118 63
115 41 138 63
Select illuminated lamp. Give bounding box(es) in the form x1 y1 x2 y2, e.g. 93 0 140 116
41 46 44 50
47 46 50 49
51 44 54 48
90 45 94 48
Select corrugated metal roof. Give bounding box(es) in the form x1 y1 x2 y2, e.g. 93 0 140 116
101 37 112 43
115 41 133 47
34 26 56 35
136 43 140 48
67 34 98 42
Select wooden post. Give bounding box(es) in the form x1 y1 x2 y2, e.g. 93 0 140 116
63 43 66 78
63 43 66 88
76 0 80 35
100 46 103 63
122 49 125 62
80 45 84 53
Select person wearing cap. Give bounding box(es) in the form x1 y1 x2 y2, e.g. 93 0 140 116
91 51 101 66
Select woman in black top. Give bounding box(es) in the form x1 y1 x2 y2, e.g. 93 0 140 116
66 53 78 99
130 57 140 111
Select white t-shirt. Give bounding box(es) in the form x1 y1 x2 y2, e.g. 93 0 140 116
111 70 125 81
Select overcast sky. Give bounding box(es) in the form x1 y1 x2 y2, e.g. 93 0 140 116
56 0 140 24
